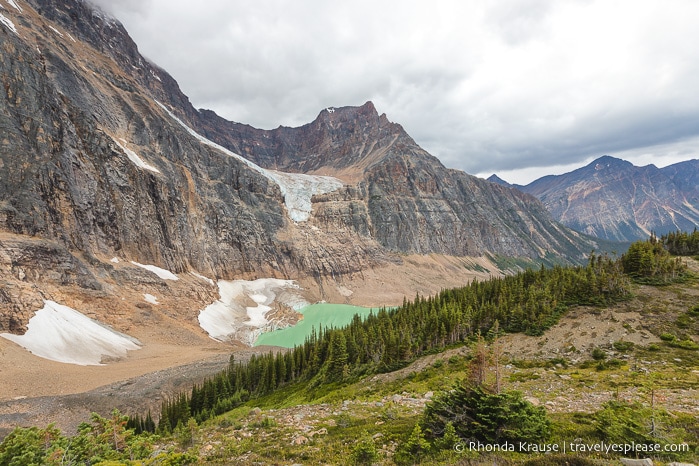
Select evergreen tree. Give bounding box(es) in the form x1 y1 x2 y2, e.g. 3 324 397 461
422 384 550 447
351 430 379 465
396 423 430 465
326 330 349 381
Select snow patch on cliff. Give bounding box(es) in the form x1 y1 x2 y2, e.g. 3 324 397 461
198 278 308 346
113 138 161 173
5 0 22 12
0 12 18 35
49 25 63 38
131 261 179 280
190 271 215 285
0 301 141 365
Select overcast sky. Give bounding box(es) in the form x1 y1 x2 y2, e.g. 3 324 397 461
91 0 699 184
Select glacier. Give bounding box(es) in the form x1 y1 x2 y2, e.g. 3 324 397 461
155 101 342 222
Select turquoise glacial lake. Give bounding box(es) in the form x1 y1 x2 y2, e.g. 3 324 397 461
254 303 378 348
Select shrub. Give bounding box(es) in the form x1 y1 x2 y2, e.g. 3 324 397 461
352 431 378 465
250 416 277 428
524 455 599 466
422 385 550 447
660 333 676 342
548 357 569 368
668 339 699 350
595 358 623 371
395 424 430 465
335 413 353 428
613 340 634 352
593 400 695 459
676 314 692 329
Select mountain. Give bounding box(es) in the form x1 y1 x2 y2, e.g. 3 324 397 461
518 156 699 242
486 174 513 187
0 0 600 343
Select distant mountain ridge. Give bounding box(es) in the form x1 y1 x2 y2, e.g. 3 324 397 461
508 156 699 242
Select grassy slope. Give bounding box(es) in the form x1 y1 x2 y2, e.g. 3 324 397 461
163 262 699 465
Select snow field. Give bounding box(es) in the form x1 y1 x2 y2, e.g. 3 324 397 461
198 278 308 346
0 301 141 366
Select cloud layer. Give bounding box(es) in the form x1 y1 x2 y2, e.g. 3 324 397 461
91 0 699 183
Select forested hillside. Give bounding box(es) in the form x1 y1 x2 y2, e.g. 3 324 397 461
155 252 633 430
2 237 698 465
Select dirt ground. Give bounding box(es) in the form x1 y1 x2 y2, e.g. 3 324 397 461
0 254 494 437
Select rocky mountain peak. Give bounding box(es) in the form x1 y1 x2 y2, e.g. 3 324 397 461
192 101 413 182
309 101 392 138
486 174 512 187
318 101 378 121
588 155 635 172
520 156 699 242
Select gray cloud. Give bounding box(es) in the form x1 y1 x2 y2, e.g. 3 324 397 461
97 0 699 184
87 0 150 16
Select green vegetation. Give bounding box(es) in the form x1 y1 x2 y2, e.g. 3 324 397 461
423 386 550 446
0 411 195 466
352 430 380 465
621 233 688 283
661 228 699 256
421 334 551 452
612 340 634 352
2 234 698 464
155 251 630 433
487 253 539 272
595 401 697 460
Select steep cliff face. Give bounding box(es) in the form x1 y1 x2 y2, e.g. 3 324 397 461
1 0 390 280
520 156 699 242
194 102 594 259
363 153 586 257
0 0 599 336
195 102 404 183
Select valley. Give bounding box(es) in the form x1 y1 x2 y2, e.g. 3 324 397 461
1 255 697 464
1 1 698 464
0 252 497 437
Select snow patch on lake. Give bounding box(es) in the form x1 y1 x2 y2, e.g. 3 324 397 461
130 261 179 280
198 278 308 346
154 101 342 222
0 301 141 365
